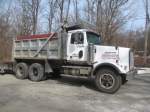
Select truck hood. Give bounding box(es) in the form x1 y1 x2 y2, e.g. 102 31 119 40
94 45 131 72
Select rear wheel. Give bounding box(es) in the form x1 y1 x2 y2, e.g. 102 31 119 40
15 63 28 79
95 68 121 94
29 63 44 82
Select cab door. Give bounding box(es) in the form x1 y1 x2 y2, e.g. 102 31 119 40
67 32 87 61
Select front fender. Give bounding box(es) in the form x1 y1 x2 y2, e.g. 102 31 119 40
92 62 121 76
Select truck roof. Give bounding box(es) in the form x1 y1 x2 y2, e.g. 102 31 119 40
68 29 88 32
64 19 96 32
68 29 98 34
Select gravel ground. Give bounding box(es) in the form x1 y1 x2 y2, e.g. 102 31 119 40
0 73 150 112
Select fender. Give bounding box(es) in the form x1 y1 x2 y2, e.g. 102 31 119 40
92 63 121 76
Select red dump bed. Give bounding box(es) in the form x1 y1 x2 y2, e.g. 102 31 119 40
17 33 57 40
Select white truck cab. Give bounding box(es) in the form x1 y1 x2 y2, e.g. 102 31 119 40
65 29 136 93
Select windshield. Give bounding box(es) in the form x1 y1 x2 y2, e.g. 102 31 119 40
86 32 101 45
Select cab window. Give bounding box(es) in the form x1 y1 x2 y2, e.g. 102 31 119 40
71 33 84 44
86 32 101 45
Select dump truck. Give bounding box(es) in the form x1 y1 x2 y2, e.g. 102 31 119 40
0 19 137 93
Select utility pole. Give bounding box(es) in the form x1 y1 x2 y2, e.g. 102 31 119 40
143 0 149 66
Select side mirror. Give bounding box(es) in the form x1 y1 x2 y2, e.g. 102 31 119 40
115 45 118 50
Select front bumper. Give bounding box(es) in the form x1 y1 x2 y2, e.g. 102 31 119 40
126 67 137 80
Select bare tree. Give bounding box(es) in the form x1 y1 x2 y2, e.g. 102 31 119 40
55 0 65 22
97 0 131 45
111 28 146 53
66 0 70 21
54 0 72 23
16 0 41 35
28 0 41 35
82 0 96 23
144 0 149 66
73 0 79 21
45 0 55 32
15 0 33 36
0 0 13 62
82 0 136 45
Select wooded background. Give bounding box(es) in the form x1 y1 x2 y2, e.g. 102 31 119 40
0 0 149 62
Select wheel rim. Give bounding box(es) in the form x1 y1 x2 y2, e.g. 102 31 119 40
31 67 38 77
99 74 115 89
17 67 23 76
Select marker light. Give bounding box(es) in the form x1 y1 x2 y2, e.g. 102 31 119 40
116 60 118 63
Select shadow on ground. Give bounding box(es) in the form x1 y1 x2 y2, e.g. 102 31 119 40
0 72 100 93
46 74 99 92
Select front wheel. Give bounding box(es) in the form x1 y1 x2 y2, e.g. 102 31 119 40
95 68 121 94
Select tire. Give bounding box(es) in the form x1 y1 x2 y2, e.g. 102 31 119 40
95 68 121 94
29 63 44 82
15 63 28 79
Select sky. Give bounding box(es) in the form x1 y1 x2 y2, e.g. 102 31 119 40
125 0 150 30
40 0 149 32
